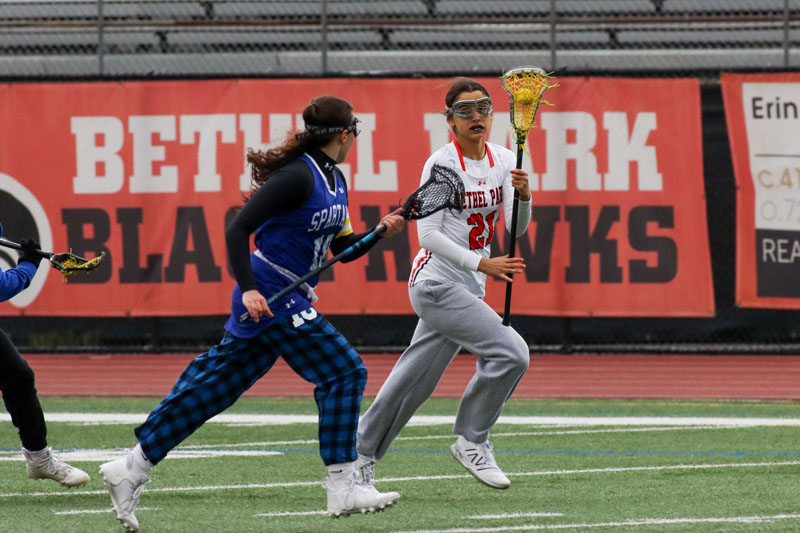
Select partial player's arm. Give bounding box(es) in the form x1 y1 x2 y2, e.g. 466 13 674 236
417 211 481 271
418 214 524 282
477 255 525 282
0 238 42 302
225 163 313 321
330 179 404 262
414 158 481 272
487 165 529 281
503 167 532 237
0 261 37 302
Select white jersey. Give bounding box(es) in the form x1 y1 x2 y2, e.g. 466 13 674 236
408 140 532 298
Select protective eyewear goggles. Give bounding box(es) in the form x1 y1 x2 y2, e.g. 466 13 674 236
447 97 493 119
347 117 361 137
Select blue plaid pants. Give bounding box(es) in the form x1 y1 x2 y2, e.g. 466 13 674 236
135 311 367 466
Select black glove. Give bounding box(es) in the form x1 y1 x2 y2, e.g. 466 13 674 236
18 239 43 268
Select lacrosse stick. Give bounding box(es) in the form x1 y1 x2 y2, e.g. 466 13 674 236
239 164 465 322
0 237 105 279
500 66 554 326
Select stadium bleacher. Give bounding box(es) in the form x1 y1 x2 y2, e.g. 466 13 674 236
0 0 795 77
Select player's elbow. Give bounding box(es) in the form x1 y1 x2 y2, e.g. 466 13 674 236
225 220 246 247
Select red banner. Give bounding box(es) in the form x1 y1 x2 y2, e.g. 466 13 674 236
722 72 800 309
0 77 713 317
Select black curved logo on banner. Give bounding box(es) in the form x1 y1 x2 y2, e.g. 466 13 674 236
0 189 40 265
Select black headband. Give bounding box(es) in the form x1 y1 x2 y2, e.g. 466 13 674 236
304 124 351 135
305 117 360 137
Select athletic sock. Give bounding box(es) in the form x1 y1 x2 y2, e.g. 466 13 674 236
327 461 355 484
127 443 154 475
23 447 50 461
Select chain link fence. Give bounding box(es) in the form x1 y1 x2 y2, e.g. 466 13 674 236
1 0 799 353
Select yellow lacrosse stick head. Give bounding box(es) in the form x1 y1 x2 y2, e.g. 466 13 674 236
51 250 106 281
501 66 555 151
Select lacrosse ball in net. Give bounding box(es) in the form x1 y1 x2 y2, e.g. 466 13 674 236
514 88 536 105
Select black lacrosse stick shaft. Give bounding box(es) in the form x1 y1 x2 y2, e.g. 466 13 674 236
0 237 53 260
502 147 524 326
238 225 387 322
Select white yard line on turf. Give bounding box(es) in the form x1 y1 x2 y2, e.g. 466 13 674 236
396 425 741 441
0 426 739 464
252 511 566 519
0 449 282 462
163 425 739 450
3 460 800 499
2 413 799 426
469 513 565 519
254 510 328 517
378 460 800 482
185 438 319 447
54 507 158 515
392 513 800 532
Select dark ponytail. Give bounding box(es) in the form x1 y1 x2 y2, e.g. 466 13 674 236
246 95 354 195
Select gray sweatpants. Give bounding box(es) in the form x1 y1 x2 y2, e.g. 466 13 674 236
357 279 530 460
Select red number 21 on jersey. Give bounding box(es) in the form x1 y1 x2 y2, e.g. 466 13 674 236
467 211 497 250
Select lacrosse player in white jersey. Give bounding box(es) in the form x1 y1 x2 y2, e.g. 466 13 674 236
357 78 531 491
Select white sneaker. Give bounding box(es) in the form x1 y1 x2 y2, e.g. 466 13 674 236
100 457 150 532
325 470 400 517
450 436 510 489
23 446 90 488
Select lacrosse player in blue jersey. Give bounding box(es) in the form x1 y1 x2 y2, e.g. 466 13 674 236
100 96 404 531
0 222 90 488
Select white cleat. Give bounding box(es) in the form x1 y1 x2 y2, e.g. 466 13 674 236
325 470 400 517
100 457 150 532
450 435 510 489
23 446 90 488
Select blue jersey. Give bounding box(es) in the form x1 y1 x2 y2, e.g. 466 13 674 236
225 153 352 337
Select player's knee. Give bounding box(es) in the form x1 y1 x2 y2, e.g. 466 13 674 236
2 363 36 395
354 363 368 390
512 350 530 375
16 364 36 389
519 351 531 374
506 334 530 373
335 358 367 391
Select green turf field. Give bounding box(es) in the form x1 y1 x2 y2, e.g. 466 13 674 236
2 397 800 532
